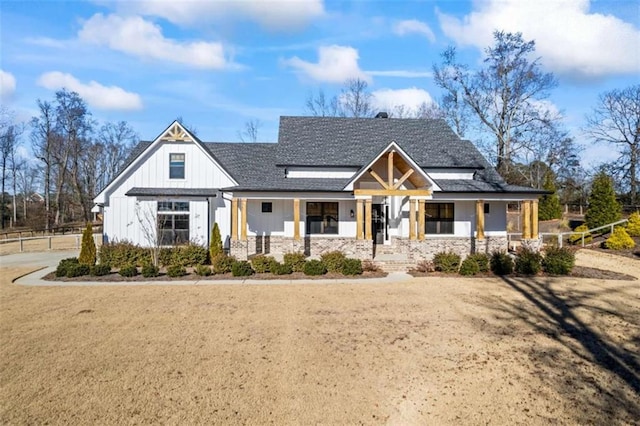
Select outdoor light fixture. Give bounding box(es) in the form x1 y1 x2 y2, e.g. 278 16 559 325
350 209 355 218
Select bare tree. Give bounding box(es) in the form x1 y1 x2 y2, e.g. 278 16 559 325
238 118 262 142
387 102 444 119
585 84 640 205
305 78 374 118
95 121 137 192
16 162 39 220
433 31 559 179
0 108 20 229
31 100 57 231
135 201 161 267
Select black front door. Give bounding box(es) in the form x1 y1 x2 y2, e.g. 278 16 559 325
372 204 386 244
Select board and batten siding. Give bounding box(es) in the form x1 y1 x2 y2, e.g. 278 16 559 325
101 141 235 246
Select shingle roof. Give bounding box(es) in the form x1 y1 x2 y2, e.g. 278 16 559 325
125 187 220 197
111 116 545 195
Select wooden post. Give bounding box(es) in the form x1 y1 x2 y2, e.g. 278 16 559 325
388 151 394 188
241 198 247 241
418 199 425 241
293 198 300 240
356 199 364 240
476 200 485 241
522 200 531 239
531 199 539 239
409 198 416 240
231 198 238 240
365 199 372 240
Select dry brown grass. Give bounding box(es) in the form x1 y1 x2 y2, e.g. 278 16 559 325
0 236 81 256
1 251 639 425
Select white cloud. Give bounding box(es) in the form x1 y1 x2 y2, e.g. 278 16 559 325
393 19 436 42
37 71 143 111
437 0 640 78
371 87 434 114
78 13 235 70
108 0 325 31
0 70 17 101
284 45 371 83
368 70 432 78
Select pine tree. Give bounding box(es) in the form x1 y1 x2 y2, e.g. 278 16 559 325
538 172 563 221
78 222 97 266
209 222 223 261
585 172 621 229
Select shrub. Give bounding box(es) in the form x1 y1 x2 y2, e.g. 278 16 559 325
542 247 576 275
90 264 111 276
466 253 490 273
490 251 513 275
166 264 187 277
251 255 275 273
585 172 621 229
414 260 435 273
459 258 480 276
158 248 174 267
270 261 292 275
361 260 381 272
212 254 235 274
56 257 79 277
569 224 593 245
283 251 307 272
171 244 208 267
320 251 346 273
66 263 90 278
99 241 150 268
626 212 640 237
303 259 327 276
232 261 254 277
209 222 223 259
341 258 363 275
141 263 160 278
433 251 461 273
514 248 542 275
195 264 212 276
604 227 636 250
538 172 563 221
78 222 97 266
119 264 138 277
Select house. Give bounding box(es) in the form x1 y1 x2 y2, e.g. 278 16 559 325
93 116 544 263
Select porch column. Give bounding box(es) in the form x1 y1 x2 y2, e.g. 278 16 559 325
409 198 417 240
476 200 485 241
293 198 300 240
365 199 372 240
418 199 425 241
531 199 539 239
231 198 238 241
356 199 364 240
240 198 247 241
522 200 531 239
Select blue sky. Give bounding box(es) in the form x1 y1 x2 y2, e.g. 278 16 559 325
1 0 639 166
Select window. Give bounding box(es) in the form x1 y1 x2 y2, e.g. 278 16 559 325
306 202 339 234
169 153 185 179
484 203 490 215
262 202 273 213
425 203 454 234
158 201 189 245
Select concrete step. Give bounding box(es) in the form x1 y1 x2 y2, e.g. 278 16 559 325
373 260 415 273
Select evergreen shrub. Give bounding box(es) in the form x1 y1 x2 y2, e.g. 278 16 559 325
99 241 150 268
56 257 79 277
78 222 97 266
283 252 307 272
341 258 363 275
514 248 542 275
119 264 138 277
433 251 461 273
251 255 275 273
569 224 592 245
90 264 111 276
459 258 480 276
270 261 293 275
604 227 635 250
166 264 187 277
466 253 490 273
303 259 327 276
626 212 640 237
195 264 212 276
212 254 235 274
232 261 254 277
490 251 514 275
542 247 575 275
320 251 346 273
209 222 223 260
585 172 621 229
141 263 160 277
66 263 90 278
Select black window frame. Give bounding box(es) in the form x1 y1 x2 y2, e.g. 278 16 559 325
484 202 490 215
261 202 273 213
157 201 189 245
306 202 339 235
169 153 185 179
425 202 454 235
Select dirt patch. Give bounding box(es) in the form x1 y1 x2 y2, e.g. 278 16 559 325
1 253 639 424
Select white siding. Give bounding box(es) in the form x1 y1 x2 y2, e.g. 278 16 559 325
102 141 235 247
287 167 358 178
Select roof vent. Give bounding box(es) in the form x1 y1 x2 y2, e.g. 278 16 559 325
375 112 389 118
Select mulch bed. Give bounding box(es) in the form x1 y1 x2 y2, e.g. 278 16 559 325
408 267 636 281
44 270 388 282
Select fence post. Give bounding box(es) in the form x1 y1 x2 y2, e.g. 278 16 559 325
48 236 52 250
558 234 562 248
76 235 80 249
582 233 585 247
19 236 23 252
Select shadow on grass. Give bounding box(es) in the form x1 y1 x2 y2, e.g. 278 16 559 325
492 275 640 423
